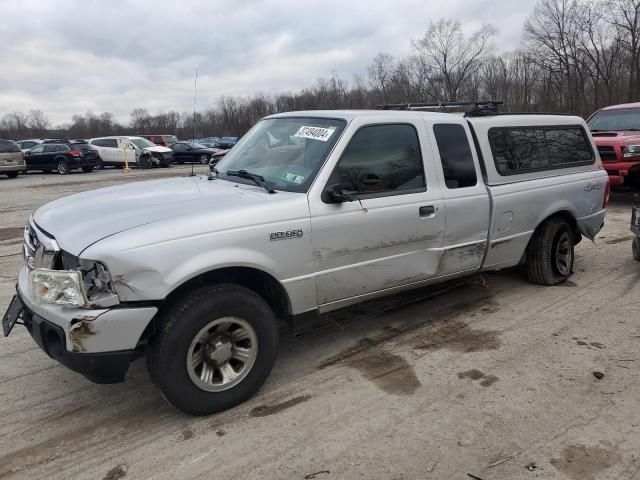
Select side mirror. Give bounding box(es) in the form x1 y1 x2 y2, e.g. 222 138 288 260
324 184 354 203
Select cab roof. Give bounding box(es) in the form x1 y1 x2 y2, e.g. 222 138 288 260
267 109 584 126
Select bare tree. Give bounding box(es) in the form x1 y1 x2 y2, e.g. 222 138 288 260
414 18 496 100
607 0 640 100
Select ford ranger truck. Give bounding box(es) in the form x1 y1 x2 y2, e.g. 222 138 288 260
588 102 640 187
3 106 609 415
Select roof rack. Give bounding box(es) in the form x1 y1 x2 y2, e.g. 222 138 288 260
376 100 503 116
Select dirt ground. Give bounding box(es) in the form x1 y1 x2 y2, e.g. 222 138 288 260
0 166 638 480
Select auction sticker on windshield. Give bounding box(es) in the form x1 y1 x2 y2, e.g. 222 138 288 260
294 126 335 142
282 172 305 184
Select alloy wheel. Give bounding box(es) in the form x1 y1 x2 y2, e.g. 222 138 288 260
186 317 258 392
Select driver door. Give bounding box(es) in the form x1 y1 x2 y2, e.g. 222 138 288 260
309 121 446 310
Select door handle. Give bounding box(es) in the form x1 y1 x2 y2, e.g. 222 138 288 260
419 205 436 217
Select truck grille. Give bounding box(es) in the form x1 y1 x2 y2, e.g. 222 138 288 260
23 220 60 270
597 146 617 161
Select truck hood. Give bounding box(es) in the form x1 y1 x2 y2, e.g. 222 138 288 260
33 176 289 255
592 131 640 145
142 145 172 153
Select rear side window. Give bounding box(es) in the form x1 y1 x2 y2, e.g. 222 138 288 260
71 143 92 151
333 124 425 197
98 139 118 148
433 124 478 188
0 140 20 153
489 126 594 175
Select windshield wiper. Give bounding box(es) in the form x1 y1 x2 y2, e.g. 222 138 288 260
226 169 276 194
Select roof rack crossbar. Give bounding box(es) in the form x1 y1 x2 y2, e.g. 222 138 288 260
376 100 503 116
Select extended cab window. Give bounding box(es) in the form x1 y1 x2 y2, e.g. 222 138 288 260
433 124 478 188
333 124 425 196
489 126 594 175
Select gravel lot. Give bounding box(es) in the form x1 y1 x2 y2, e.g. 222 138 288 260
0 167 638 480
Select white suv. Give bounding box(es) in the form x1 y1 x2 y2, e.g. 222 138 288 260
89 136 174 168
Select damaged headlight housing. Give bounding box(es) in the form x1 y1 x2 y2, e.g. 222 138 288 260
31 269 87 306
31 254 120 308
623 144 640 157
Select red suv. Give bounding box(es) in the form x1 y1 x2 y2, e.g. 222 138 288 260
587 102 640 187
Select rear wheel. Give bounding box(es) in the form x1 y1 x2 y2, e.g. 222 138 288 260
6 172 19 178
96 159 105 169
146 284 279 415
633 237 640 262
526 217 575 285
57 159 70 175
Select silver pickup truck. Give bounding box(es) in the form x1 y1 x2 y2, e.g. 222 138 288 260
3 103 609 415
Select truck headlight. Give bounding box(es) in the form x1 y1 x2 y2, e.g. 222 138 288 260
30 269 87 307
623 144 640 157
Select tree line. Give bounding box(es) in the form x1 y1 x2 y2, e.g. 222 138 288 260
1 0 639 141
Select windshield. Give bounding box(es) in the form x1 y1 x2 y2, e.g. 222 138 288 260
190 143 207 148
221 137 237 142
588 108 640 131
165 135 178 142
215 117 347 193
131 138 156 149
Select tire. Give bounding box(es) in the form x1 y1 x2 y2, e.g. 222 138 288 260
138 155 152 169
81 166 94 173
96 159 105 170
146 284 279 416
199 154 209 165
6 171 19 178
526 217 575 285
633 237 640 262
57 159 70 175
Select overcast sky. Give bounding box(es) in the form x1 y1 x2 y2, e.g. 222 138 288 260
1 0 538 125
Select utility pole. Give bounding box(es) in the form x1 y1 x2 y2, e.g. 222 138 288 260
191 66 198 177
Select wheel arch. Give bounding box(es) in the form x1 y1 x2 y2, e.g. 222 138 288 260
162 266 292 323
527 209 580 255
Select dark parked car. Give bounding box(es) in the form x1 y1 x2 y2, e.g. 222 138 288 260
215 136 238 149
25 141 99 174
170 141 222 164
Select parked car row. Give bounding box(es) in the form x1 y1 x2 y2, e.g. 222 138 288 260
1 133 235 178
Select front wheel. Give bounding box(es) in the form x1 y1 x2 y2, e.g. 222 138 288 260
6 171 19 178
146 284 279 415
57 159 70 175
138 156 152 169
199 154 209 165
526 217 575 285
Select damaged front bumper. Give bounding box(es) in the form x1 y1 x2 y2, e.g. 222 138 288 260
16 266 157 383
